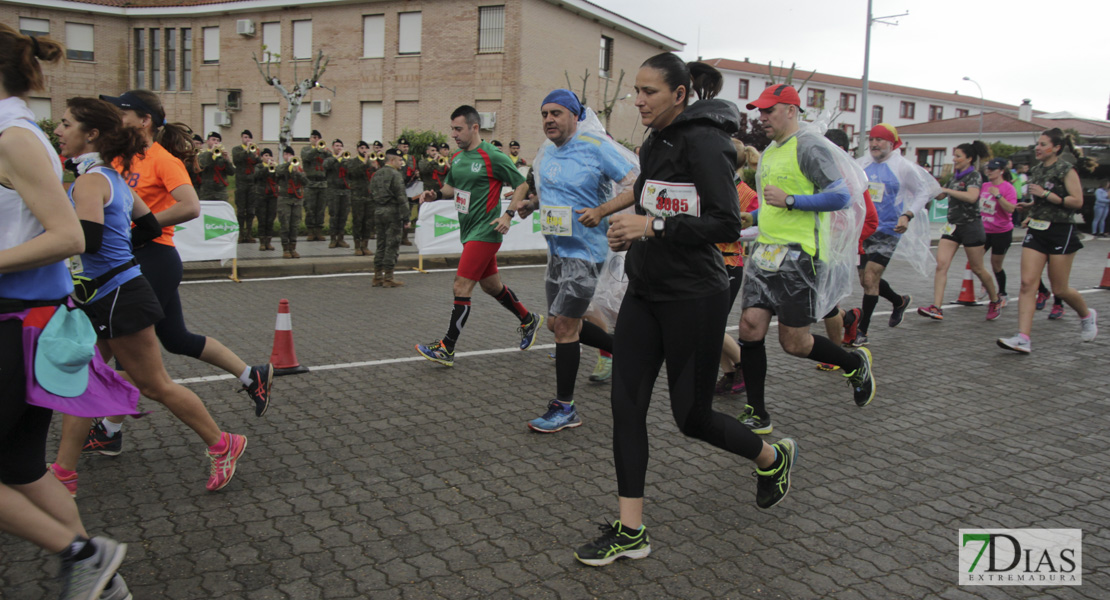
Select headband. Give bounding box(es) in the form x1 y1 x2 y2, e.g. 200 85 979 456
541 89 586 122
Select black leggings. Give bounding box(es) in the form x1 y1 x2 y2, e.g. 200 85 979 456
611 290 764 498
0 319 52 485
134 242 206 358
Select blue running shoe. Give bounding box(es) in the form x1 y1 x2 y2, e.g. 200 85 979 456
519 313 544 351
416 340 455 367
527 400 581 433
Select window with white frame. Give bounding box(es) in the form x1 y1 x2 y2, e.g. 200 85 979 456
900 101 915 119
202 104 217 138
599 36 613 78
871 105 884 127
20 18 50 37
292 104 311 141
478 6 505 53
839 93 857 112
806 88 825 109
362 15 384 58
65 23 94 61
182 28 192 90
134 29 145 88
292 20 312 60
165 29 177 91
929 105 943 121
150 28 160 90
398 13 421 54
737 79 749 99
262 22 280 63
262 103 280 141
361 102 383 146
202 27 219 64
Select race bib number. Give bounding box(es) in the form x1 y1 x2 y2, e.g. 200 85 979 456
751 243 788 272
1028 219 1050 231
540 205 573 236
942 223 956 236
868 181 885 204
67 255 84 277
640 180 700 217
455 190 471 214
981 196 997 215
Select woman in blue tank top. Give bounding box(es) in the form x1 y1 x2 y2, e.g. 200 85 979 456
0 24 133 600
51 97 250 496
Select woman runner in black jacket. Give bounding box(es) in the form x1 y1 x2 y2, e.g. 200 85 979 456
574 53 798 567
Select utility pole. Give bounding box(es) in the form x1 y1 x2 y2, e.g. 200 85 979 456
859 0 908 156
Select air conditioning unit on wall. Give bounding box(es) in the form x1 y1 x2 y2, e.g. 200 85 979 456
478 112 496 130
236 20 255 36
218 89 242 112
214 111 232 127
312 99 331 116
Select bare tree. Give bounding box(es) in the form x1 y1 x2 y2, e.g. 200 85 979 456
597 70 627 130
253 48 329 162
565 70 590 106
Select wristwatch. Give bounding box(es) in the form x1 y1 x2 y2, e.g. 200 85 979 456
785 195 795 211
902 212 914 221
504 209 516 219
652 217 665 237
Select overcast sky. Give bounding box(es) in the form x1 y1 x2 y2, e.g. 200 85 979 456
593 0 1110 119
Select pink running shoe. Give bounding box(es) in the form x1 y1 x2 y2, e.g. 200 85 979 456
730 373 747 394
50 463 77 498
206 433 247 491
986 300 1001 321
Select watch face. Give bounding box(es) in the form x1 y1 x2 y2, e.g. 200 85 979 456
653 218 664 231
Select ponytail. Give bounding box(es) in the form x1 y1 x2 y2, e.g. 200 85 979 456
1042 127 1098 175
956 140 991 166
640 52 723 105
65 97 147 174
121 89 198 171
0 23 65 97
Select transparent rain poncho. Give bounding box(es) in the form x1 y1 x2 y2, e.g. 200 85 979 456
857 150 941 278
745 122 868 321
532 108 640 316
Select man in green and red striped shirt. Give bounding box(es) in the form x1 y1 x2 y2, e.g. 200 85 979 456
415 105 543 368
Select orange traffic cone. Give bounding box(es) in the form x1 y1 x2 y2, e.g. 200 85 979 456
1099 251 1110 290
956 261 980 305
270 299 310 376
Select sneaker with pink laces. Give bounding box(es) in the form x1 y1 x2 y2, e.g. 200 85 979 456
206 433 247 491
986 300 1001 321
49 463 77 498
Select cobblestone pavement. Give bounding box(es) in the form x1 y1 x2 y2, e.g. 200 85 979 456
4 241 1110 599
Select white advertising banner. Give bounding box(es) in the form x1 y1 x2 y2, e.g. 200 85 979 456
414 200 548 255
175 201 238 263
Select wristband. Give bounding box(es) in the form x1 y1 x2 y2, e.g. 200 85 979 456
436 189 444 200
1043 190 1051 200
639 218 650 242
903 212 914 221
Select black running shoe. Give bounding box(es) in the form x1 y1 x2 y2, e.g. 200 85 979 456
574 521 651 567
756 438 797 509
240 363 273 417
845 347 875 407
889 294 911 327
82 421 122 456
519 313 544 351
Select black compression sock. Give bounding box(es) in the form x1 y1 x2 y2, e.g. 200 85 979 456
859 294 879 334
555 342 580 402
1039 280 1050 295
738 338 767 417
443 297 471 352
995 269 1006 296
1054 297 1063 307
807 335 862 372
878 279 901 305
578 320 614 354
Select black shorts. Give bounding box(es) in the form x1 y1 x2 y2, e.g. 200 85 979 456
859 232 900 268
545 256 603 319
941 220 986 247
0 318 53 485
79 276 165 339
984 231 1014 256
1022 222 1083 255
739 246 822 328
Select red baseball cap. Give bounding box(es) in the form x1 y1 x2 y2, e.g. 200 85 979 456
746 84 802 111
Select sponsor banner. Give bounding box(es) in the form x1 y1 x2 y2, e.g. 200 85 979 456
959 529 1081 586
414 200 547 255
175 201 238 263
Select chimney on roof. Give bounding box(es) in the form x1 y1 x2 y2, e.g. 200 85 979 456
744 57 750 62
1019 99 1032 122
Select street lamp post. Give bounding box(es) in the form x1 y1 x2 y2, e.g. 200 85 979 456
859 0 908 155
962 76 984 138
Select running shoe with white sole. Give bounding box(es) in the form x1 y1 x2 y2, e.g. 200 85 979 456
416 340 455 367
1080 308 1098 342
845 347 875 407
82 421 122 457
240 363 273 417
589 355 613 383
99 574 133 600
737 405 773 435
206 433 247 492
1048 304 1064 320
756 438 797 509
574 521 650 567
917 305 944 320
997 333 1031 354
58 537 127 600
527 400 582 433
50 463 78 498
986 300 1001 321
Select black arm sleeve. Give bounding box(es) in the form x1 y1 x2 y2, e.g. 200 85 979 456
131 212 162 247
80 219 104 254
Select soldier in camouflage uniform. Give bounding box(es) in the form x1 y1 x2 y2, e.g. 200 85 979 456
371 149 410 287
323 139 353 248
197 131 232 202
300 129 329 241
277 147 308 259
232 129 262 243
252 148 280 251
349 141 378 256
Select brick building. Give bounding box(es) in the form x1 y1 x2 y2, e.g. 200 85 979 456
6 0 682 155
